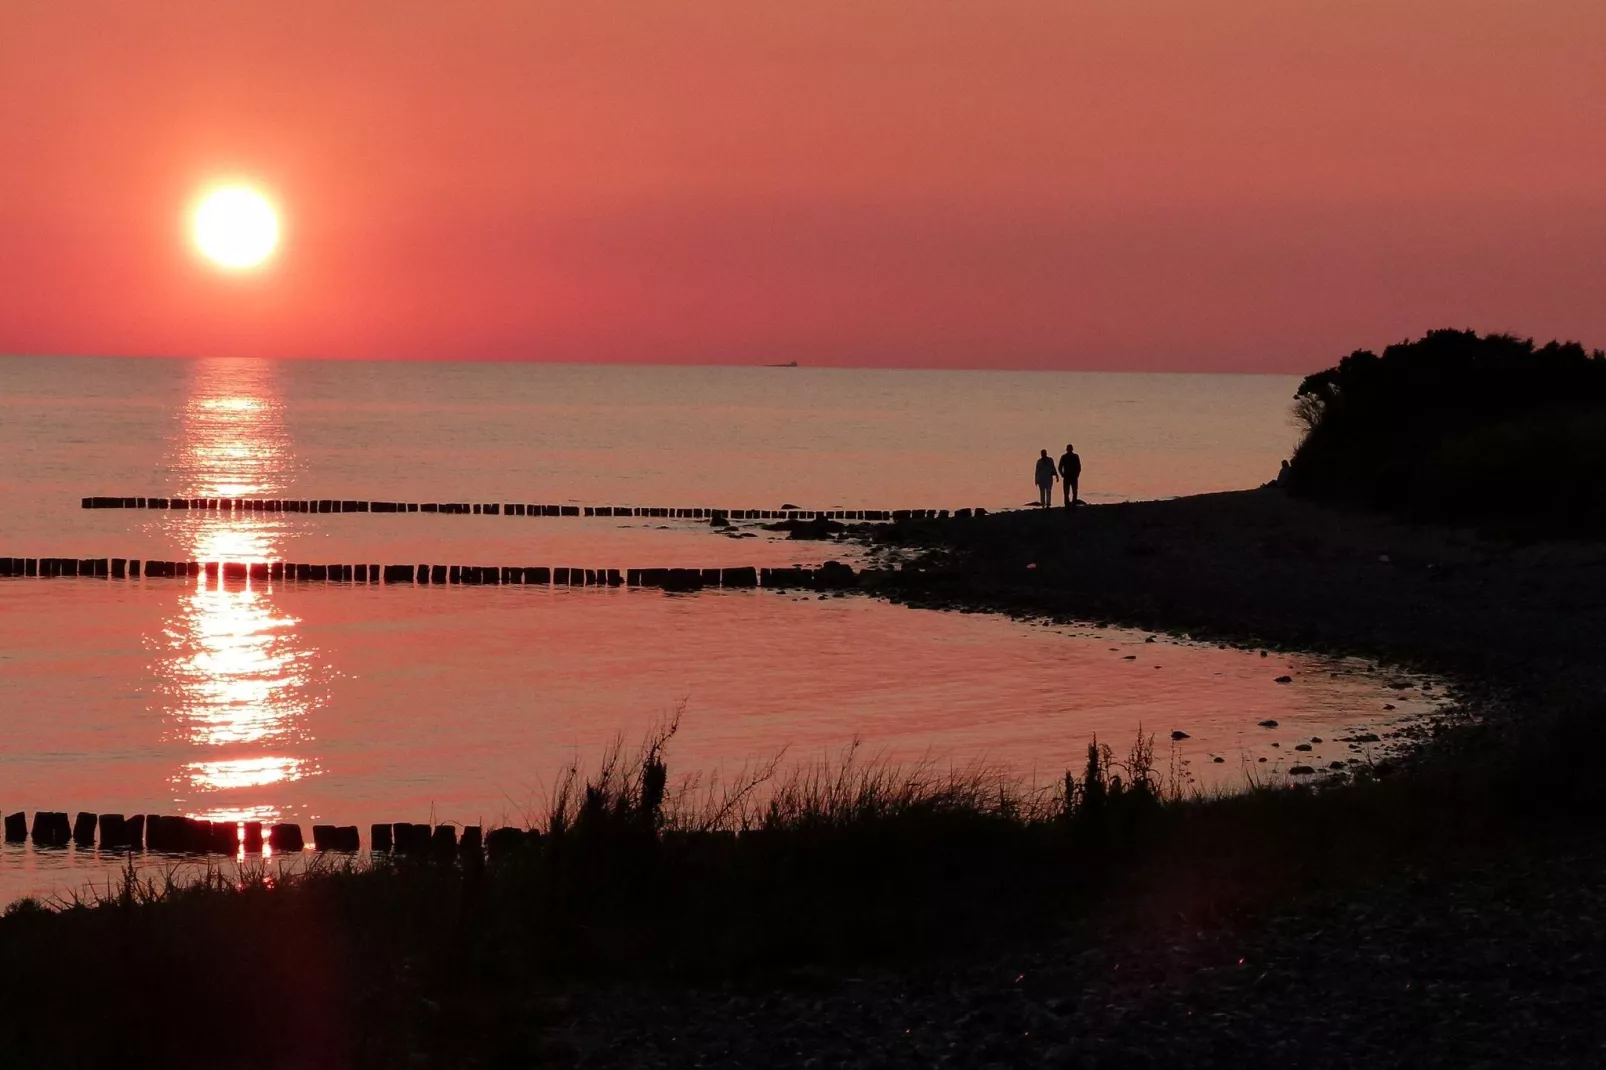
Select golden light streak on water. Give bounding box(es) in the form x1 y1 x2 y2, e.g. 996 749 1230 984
155 359 322 822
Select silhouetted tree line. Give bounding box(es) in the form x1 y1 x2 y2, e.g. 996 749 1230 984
1288 329 1606 536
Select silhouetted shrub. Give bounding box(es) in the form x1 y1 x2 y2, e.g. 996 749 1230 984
1288 329 1606 535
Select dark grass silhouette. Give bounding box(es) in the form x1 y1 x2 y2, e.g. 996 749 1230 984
2 699 1603 1067
1287 328 1606 536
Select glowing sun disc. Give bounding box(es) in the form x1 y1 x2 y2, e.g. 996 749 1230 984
193 186 280 269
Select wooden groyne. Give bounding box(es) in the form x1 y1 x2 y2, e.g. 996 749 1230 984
80 496 984 522
0 556 874 590
4 809 537 861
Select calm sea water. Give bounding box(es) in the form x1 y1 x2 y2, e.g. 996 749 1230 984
0 357 1434 902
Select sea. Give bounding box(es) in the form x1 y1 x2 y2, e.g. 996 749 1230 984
0 356 1439 902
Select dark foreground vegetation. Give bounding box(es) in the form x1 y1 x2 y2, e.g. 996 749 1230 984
3 688 1605 1067
1287 328 1606 536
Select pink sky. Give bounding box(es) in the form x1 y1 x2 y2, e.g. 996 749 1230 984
1 1 1602 371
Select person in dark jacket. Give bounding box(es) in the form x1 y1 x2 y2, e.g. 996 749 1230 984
1058 444 1082 505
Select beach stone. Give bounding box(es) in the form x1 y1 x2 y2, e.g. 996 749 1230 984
1212 756 1225 763
1170 730 1190 740
1275 675 1293 683
1289 765 1315 775
1258 719 1279 727
1295 743 1312 751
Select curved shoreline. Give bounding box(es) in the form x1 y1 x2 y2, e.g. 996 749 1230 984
856 488 1606 703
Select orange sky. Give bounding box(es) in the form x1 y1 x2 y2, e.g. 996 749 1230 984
2 1 1602 371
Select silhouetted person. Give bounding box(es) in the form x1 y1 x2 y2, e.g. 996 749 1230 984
1058 444 1081 505
1034 449 1057 508
1275 459 1290 487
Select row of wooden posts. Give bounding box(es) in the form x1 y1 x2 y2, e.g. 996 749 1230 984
82 496 982 522
0 556 862 590
7 811 531 858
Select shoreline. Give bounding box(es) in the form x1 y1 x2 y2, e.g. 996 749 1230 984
3 489 1603 1066
859 488 1606 673
854 488 1606 733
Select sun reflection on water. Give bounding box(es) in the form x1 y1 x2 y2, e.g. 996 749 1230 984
152 359 323 823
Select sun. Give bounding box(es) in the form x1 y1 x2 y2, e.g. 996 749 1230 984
192 185 280 270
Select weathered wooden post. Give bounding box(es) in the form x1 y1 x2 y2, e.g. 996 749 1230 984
72 812 97 846
207 820 238 854
721 566 757 588
431 825 458 855
485 827 526 860
31 812 70 847
97 814 127 849
268 823 304 852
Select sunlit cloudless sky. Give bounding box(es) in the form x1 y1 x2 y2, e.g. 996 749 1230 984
1 1 1602 370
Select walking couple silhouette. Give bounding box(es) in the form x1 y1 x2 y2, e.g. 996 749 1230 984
1034 445 1081 508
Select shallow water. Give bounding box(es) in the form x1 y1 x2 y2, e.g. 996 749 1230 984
0 355 1425 904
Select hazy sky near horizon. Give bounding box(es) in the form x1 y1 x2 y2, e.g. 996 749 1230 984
2 1 1602 372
